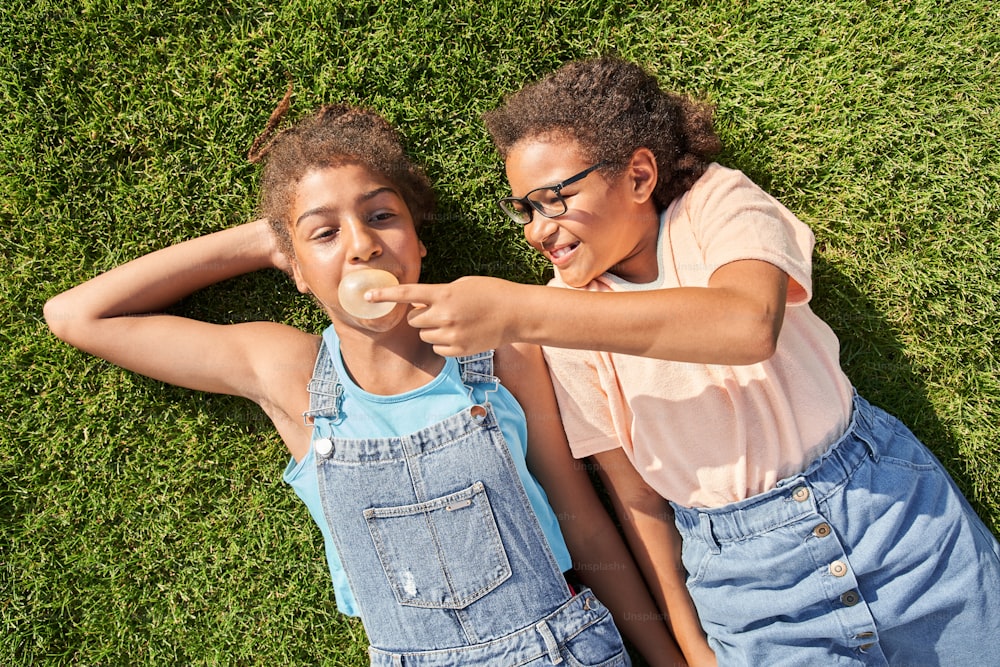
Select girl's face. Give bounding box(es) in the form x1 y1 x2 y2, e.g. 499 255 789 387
287 164 426 330
504 138 660 287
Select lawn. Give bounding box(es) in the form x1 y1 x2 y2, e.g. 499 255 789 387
2 0 997 664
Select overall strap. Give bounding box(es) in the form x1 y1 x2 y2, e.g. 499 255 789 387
303 339 342 423
457 349 499 404
457 350 497 385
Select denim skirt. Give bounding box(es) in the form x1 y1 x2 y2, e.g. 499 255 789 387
672 393 1000 666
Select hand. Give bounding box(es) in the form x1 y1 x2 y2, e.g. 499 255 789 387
368 276 523 356
251 217 293 275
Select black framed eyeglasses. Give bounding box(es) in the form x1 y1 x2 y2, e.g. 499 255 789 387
498 161 608 225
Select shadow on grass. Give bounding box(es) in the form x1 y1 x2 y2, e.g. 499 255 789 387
810 253 991 526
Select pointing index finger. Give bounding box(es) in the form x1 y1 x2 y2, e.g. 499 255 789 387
366 282 437 305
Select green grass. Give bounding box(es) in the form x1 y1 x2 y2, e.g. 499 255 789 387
2 0 998 664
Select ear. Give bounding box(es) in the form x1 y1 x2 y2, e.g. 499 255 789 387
626 147 658 205
289 258 311 294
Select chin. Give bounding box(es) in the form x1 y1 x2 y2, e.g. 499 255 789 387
356 307 409 332
329 305 404 333
557 270 596 289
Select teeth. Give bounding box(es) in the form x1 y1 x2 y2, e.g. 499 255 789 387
550 244 577 259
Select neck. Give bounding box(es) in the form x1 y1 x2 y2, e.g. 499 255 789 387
613 206 663 284
333 319 445 395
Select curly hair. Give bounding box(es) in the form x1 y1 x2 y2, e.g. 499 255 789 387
248 85 436 258
482 57 722 210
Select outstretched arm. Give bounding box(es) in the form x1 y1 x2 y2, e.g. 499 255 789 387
496 342 692 667
369 259 787 363
44 220 317 455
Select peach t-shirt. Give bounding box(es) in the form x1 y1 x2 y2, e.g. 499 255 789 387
543 164 854 508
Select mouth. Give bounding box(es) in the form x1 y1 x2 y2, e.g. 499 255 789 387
545 241 580 265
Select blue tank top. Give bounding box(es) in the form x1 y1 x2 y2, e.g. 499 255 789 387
284 327 572 616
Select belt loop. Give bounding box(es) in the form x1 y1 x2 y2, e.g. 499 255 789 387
851 394 880 463
858 431 879 463
393 655 404 667
699 512 721 554
535 619 563 664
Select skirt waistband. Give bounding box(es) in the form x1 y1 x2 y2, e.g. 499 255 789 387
673 392 886 544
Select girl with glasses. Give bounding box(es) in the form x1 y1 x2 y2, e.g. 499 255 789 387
372 56 1000 666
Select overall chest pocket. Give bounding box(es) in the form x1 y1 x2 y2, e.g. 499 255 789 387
363 481 512 609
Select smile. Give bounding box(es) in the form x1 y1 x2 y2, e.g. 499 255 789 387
548 242 579 262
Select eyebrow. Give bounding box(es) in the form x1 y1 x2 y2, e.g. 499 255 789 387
514 173 569 199
294 186 400 227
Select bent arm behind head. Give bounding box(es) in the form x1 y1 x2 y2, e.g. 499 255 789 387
43 219 309 400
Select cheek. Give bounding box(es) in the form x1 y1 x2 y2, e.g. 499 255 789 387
292 243 343 282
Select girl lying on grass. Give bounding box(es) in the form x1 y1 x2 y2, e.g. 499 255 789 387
44 92 693 666
371 56 1000 666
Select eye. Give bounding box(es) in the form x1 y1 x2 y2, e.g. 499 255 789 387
510 200 531 215
532 189 562 207
369 210 397 224
311 227 340 241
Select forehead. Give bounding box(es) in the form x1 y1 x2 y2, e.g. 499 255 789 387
291 165 400 213
297 163 394 196
505 137 592 195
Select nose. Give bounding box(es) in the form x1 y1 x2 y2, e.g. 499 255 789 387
524 213 559 248
344 219 382 263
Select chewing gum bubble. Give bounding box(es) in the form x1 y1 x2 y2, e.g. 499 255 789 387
338 268 399 319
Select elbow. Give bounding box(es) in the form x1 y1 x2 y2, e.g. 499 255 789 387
43 294 69 340
750 340 779 365
43 292 83 345
731 306 783 365
748 321 781 363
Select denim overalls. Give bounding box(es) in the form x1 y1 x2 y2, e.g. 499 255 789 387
305 340 629 666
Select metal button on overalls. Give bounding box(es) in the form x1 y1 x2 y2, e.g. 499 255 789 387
315 438 333 456
840 590 860 606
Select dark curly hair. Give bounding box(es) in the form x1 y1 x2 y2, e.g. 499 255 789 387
248 85 436 258
482 57 722 210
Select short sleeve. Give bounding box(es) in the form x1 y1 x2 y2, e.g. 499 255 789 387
541 345 621 458
682 165 815 305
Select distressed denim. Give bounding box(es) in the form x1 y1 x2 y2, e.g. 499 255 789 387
308 343 629 665
673 393 1000 666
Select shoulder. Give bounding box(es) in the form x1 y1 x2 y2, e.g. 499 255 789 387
494 342 543 381
682 163 768 208
238 322 320 392
237 322 320 460
677 162 812 241
231 323 319 409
